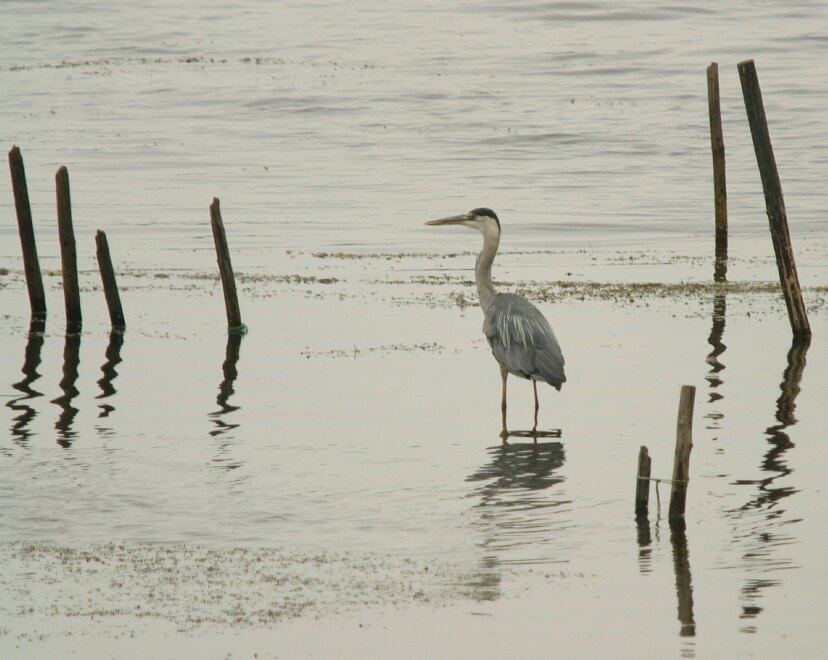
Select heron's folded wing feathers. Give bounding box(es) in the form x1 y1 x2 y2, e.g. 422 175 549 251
483 293 566 388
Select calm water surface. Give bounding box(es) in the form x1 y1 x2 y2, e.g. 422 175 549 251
2 1 828 261
1 1 827 657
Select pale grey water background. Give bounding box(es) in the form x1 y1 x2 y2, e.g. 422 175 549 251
1 1 828 658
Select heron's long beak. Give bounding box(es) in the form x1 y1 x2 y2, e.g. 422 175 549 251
425 213 469 227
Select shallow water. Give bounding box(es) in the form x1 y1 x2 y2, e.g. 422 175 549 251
2 1 828 658
2 1 828 262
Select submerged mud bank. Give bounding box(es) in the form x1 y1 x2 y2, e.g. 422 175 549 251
0 542 523 633
2 248 825 318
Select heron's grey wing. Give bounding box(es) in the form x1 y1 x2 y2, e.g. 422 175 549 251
483 293 566 389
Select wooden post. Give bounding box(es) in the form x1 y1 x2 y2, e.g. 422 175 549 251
95 230 126 328
209 198 246 334
669 385 695 520
738 59 811 337
55 166 82 333
8 146 47 323
707 62 728 283
635 445 652 515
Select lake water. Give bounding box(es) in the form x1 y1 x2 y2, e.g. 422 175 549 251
1 1 827 658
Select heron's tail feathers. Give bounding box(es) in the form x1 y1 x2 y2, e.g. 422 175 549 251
535 351 566 391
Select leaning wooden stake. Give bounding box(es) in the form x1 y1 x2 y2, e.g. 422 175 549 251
8 146 47 324
209 198 246 333
95 230 125 328
635 445 652 515
55 166 82 333
707 63 728 283
738 59 811 337
669 385 695 520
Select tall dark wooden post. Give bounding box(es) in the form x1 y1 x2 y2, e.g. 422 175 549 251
209 198 246 334
738 59 811 337
669 385 695 520
707 63 728 283
9 146 47 325
95 230 126 328
55 166 82 333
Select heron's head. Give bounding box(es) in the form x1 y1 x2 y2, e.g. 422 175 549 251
425 208 501 241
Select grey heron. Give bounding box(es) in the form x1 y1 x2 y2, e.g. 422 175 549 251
426 208 566 436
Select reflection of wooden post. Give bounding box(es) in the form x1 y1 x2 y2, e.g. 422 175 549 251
209 198 246 334
54 332 82 447
669 516 696 637
97 329 125 408
217 332 243 410
705 292 727 403
707 62 728 283
56 166 82 334
669 386 695 520
95 230 126 328
775 336 810 426
635 445 652 515
738 59 811 337
9 146 47 323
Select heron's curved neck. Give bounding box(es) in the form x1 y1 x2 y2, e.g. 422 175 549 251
475 229 499 311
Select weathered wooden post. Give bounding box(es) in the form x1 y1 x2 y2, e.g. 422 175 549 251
707 63 728 283
738 59 811 337
209 197 246 334
55 166 82 333
8 146 47 325
95 230 126 328
635 445 652 515
669 385 695 520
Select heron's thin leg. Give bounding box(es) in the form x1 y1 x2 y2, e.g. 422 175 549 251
500 364 508 437
532 380 539 431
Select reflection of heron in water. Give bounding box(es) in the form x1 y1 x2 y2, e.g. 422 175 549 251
467 441 566 497
426 209 565 436
465 441 569 591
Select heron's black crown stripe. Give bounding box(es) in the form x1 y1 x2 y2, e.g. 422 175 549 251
470 207 500 229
